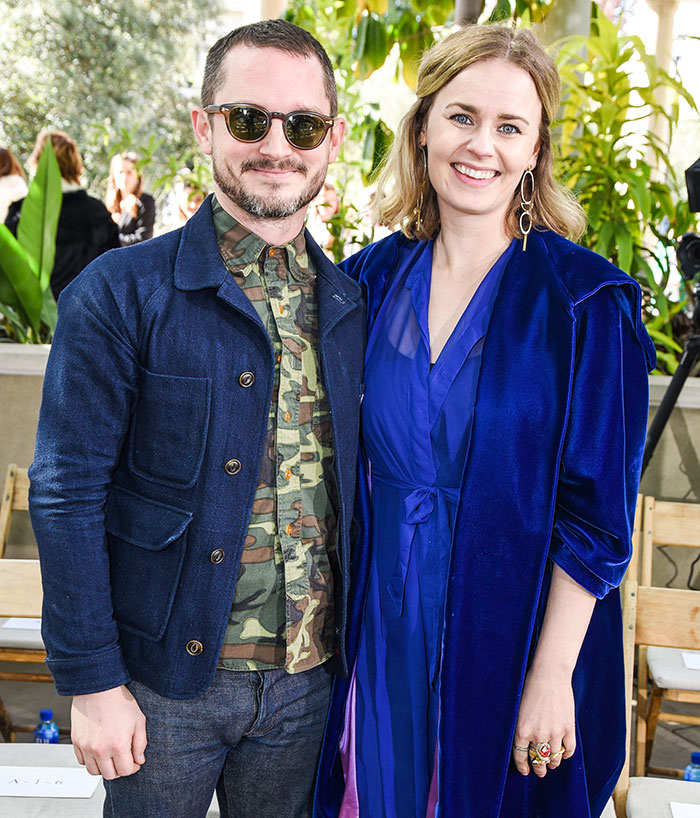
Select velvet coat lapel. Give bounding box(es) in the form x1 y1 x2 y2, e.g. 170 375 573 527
315 229 654 818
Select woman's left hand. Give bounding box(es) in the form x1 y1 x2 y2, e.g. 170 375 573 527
511 663 576 778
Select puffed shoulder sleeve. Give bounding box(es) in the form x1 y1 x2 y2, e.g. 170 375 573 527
549 282 656 598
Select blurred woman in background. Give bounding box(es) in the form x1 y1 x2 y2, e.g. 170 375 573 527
0 147 28 224
105 151 156 246
5 131 119 299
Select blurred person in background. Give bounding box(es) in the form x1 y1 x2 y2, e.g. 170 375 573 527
174 173 206 224
5 131 119 299
105 151 156 245
0 147 28 223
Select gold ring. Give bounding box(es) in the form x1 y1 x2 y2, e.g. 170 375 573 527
548 746 566 762
528 741 552 766
513 743 529 753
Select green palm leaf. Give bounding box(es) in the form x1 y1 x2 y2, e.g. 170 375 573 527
16 137 63 292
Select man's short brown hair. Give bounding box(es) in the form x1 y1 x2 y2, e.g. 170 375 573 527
201 19 337 116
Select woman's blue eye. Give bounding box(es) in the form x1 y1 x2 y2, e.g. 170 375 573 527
499 123 521 135
451 113 472 125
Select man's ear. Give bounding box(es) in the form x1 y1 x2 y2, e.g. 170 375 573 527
328 116 346 164
191 107 213 156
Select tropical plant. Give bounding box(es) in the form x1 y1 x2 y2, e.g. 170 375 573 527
0 140 62 343
555 12 699 372
1 0 224 195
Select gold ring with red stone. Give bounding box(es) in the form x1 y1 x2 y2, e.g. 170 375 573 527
528 741 552 765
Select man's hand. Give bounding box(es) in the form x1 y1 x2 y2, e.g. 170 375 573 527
71 685 147 780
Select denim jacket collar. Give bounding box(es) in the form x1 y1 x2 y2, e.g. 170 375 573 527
173 195 363 331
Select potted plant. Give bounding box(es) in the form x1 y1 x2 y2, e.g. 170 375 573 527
0 138 62 344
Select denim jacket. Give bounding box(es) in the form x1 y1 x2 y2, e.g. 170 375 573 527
29 197 365 699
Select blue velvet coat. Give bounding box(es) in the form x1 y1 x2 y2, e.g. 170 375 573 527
28 197 365 699
315 229 655 817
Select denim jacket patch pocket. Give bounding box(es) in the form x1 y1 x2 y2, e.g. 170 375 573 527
105 486 193 642
128 368 211 489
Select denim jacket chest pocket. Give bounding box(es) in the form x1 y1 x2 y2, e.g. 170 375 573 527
105 486 193 642
128 367 211 489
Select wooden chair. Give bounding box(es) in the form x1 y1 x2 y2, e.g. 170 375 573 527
615 579 700 816
635 496 700 777
0 466 57 741
0 463 31 558
0 557 54 741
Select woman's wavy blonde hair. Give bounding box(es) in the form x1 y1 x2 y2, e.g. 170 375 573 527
374 24 586 241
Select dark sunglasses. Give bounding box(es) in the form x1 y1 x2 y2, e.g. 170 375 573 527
203 103 334 150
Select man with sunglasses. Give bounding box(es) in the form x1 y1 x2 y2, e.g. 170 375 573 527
29 19 364 818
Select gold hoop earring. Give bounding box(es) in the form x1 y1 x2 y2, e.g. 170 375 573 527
413 146 427 235
520 166 534 252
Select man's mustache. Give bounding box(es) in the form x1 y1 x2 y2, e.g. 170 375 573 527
240 158 307 174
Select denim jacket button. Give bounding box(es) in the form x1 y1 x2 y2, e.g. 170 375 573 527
224 459 241 475
185 640 203 656
238 371 255 388
210 549 225 564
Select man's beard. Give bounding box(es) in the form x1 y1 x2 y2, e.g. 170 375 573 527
213 155 326 219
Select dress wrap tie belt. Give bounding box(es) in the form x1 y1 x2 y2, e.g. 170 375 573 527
372 471 460 622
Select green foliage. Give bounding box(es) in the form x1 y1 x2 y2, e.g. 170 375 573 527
287 1 454 88
0 0 224 196
16 140 63 293
487 0 556 24
555 14 699 372
93 124 214 205
0 140 62 342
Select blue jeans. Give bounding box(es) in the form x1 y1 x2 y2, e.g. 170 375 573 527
103 664 332 818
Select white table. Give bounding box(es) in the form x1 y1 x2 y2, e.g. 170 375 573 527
0 743 104 817
0 744 220 817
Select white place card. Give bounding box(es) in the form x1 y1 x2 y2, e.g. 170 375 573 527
682 652 700 671
2 617 41 630
0 766 100 799
670 803 700 818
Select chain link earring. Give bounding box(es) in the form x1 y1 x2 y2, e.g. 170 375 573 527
519 165 534 252
413 145 427 235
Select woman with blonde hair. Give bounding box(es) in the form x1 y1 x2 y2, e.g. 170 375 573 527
105 151 156 245
314 24 654 818
5 131 119 298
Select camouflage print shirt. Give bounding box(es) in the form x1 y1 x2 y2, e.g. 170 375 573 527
212 197 338 674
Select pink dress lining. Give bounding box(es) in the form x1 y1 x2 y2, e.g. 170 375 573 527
338 665 438 817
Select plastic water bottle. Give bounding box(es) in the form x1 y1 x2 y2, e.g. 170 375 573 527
33 708 59 744
684 751 700 781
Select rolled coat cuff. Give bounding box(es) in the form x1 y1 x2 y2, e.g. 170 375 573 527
46 645 131 696
549 505 629 599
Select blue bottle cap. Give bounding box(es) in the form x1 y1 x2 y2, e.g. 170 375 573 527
39 709 53 721
692 751 700 765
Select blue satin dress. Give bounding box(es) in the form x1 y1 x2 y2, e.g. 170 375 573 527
352 239 516 817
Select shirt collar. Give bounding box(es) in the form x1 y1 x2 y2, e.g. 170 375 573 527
211 194 311 280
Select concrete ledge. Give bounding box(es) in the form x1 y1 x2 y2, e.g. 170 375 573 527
649 375 700 410
0 345 51 376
